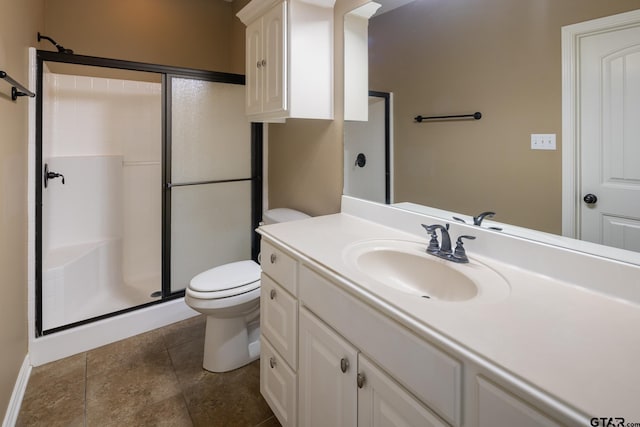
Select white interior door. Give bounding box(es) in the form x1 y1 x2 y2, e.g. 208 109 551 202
578 17 640 251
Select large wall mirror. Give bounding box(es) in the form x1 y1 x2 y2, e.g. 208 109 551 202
343 0 640 265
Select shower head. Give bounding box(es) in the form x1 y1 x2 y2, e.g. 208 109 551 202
37 32 74 54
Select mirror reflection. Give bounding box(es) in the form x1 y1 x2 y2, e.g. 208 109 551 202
344 0 640 260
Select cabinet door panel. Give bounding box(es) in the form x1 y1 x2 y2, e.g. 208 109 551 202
358 355 448 427
477 377 561 427
262 1 287 113
245 18 263 115
261 337 297 427
299 307 358 427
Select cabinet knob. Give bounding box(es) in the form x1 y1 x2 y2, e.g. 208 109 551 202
269 357 276 368
340 358 349 373
261 59 266 67
270 289 276 300
270 253 277 264
357 373 366 388
257 60 262 69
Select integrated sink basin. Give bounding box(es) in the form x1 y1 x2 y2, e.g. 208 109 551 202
343 239 510 303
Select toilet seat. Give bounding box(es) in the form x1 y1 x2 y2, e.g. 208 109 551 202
187 260 261 300
186 280 260 300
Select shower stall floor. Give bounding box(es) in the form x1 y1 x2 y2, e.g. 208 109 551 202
43 275 161 331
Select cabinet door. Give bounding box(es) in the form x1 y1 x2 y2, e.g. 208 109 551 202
262 1 287 114
299 307 358 427
261 274 297 369
261 337 297 427
358 355 447 427
477 377 561 427
245 18 263 115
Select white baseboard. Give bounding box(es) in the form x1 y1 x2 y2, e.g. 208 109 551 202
2 355 31 427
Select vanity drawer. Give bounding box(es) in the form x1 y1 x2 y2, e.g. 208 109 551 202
261 274 298 369
261 240 297 295
261 336 297 427
299 265 462 427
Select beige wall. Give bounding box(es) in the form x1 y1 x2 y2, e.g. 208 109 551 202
43 0 242 74
369 0 639 234
268 119 344 215
0 0 44 419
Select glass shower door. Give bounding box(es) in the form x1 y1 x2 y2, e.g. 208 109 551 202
168 77 253 293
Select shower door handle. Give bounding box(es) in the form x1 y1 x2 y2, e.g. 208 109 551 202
44 163 65 188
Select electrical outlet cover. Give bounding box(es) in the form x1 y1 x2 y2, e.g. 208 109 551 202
531 134 556 150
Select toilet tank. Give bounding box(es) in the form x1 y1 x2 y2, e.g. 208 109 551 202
263 208 310 224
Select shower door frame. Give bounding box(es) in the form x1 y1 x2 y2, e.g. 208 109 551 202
35 50 262 337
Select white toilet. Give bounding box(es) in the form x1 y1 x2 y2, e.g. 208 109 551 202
185 208 310 372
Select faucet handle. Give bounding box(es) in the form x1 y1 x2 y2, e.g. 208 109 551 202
421 224 441 253
453 235 476 263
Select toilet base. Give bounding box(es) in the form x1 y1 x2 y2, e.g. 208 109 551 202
202 315 261 372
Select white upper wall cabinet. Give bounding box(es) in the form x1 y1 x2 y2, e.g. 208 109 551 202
237 0 336 122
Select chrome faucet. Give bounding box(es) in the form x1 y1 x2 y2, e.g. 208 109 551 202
421 223 476 263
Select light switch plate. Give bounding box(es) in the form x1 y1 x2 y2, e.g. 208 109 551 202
531 134 556 150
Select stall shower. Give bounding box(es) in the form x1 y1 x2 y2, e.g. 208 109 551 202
36 53 258 336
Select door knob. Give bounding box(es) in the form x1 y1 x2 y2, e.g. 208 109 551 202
583 194 598 204
355 153 366 168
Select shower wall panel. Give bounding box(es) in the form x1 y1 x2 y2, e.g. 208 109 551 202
44 73 162 285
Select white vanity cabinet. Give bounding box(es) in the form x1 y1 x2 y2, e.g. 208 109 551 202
237 0 335 122
259 236 579 427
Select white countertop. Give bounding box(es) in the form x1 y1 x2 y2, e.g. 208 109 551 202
259 213 640 420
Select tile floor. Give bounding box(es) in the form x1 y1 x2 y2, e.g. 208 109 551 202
16 315 279 427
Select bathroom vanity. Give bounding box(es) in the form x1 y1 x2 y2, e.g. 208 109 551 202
258 196 640 427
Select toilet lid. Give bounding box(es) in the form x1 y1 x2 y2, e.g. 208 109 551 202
190 260 261 293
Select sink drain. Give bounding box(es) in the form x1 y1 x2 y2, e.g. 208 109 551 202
150 290 162 298
421 295 431 299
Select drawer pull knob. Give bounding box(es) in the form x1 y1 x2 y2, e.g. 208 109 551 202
270 289 276 299
340 358 349 373
357 373 366 388
269 357 276 369
270 253 277 263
